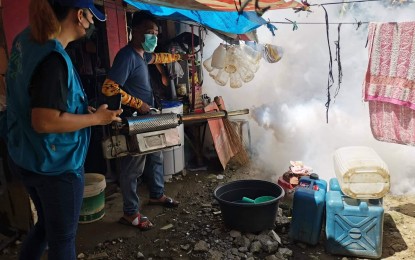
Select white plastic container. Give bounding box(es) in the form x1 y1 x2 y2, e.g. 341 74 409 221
161 101 185 180
333 146 390 199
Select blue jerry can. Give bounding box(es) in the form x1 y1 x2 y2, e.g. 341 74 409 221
329 177 342 192
325 188 384 259
289 173 327 245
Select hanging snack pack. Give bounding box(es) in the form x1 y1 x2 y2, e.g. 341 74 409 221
262 44 283 63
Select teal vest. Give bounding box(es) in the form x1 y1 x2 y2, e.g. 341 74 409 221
5 28 90 175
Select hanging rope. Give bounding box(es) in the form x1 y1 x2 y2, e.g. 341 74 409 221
322 6 334 124
233 0 271 15
254 0 271 15
333 23 343 100
234 0 250 14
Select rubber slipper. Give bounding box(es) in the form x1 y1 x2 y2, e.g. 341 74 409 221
148 196 179 208
118 214 154 231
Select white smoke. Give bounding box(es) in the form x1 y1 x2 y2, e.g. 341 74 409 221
201 3 415 195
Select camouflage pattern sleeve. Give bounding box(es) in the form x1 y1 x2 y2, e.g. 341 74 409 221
153 53 181 64
102 78 143 109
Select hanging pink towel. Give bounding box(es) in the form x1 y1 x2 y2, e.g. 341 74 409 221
369 101 415 145
364 22 415 145
364 22 415 108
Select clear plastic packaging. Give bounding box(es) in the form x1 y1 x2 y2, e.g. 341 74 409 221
213 69 229 86
333 146 390 199
241 44 262 64
202 56 213 72
229 72 242 88
224 46 238 74
211 43 227 69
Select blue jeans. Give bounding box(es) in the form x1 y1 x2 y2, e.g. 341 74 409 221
8 157 84 260
118 151 164 216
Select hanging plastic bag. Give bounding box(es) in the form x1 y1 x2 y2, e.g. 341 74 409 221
241 44 262 65
263 44 283 63
211 43 227 69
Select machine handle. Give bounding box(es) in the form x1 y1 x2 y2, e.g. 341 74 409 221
149 108 161 114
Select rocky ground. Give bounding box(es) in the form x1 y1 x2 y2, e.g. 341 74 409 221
1 161 415 260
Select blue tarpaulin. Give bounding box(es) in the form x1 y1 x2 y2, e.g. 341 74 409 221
123 0 267 35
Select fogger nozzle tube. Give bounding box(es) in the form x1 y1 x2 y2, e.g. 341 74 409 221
180 109 249 123
119 109 250 135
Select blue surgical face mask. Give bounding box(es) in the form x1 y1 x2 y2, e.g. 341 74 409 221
141 34 158 53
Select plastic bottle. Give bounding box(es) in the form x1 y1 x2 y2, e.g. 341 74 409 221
241 44 262 65
224 46 238 74
203 57 214 72
229 72 242 88
214 69 229 86
211 43 227 69
236 59 255 83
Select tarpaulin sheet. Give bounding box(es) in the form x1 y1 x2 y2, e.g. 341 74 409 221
129 0 303 11
124 0 267 34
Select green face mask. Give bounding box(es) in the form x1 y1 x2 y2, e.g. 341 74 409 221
141 34 158 53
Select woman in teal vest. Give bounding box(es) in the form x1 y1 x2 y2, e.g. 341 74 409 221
5 0 122 259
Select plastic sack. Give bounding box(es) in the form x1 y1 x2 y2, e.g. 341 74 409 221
263 44 283 63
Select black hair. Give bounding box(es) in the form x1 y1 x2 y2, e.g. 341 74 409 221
30 0 75 43
131 11 158 28
48 0 77 21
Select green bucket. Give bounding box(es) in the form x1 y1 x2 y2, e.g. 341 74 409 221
79 173 106 224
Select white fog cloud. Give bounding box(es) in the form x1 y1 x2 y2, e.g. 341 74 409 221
201 3 415 194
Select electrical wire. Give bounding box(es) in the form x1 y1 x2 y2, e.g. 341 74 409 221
269 21 369 25
333 24 343 101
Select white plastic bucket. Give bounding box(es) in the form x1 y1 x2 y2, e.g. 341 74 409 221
79 173 106 223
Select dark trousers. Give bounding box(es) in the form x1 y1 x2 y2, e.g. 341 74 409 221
8 157 84 260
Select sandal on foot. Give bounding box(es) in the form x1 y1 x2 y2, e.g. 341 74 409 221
118 214 154 231
148 195 179 208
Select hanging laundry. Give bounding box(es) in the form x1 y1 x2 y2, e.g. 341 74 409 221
364 22 415 109
369 101 415 145
363 22 415 145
